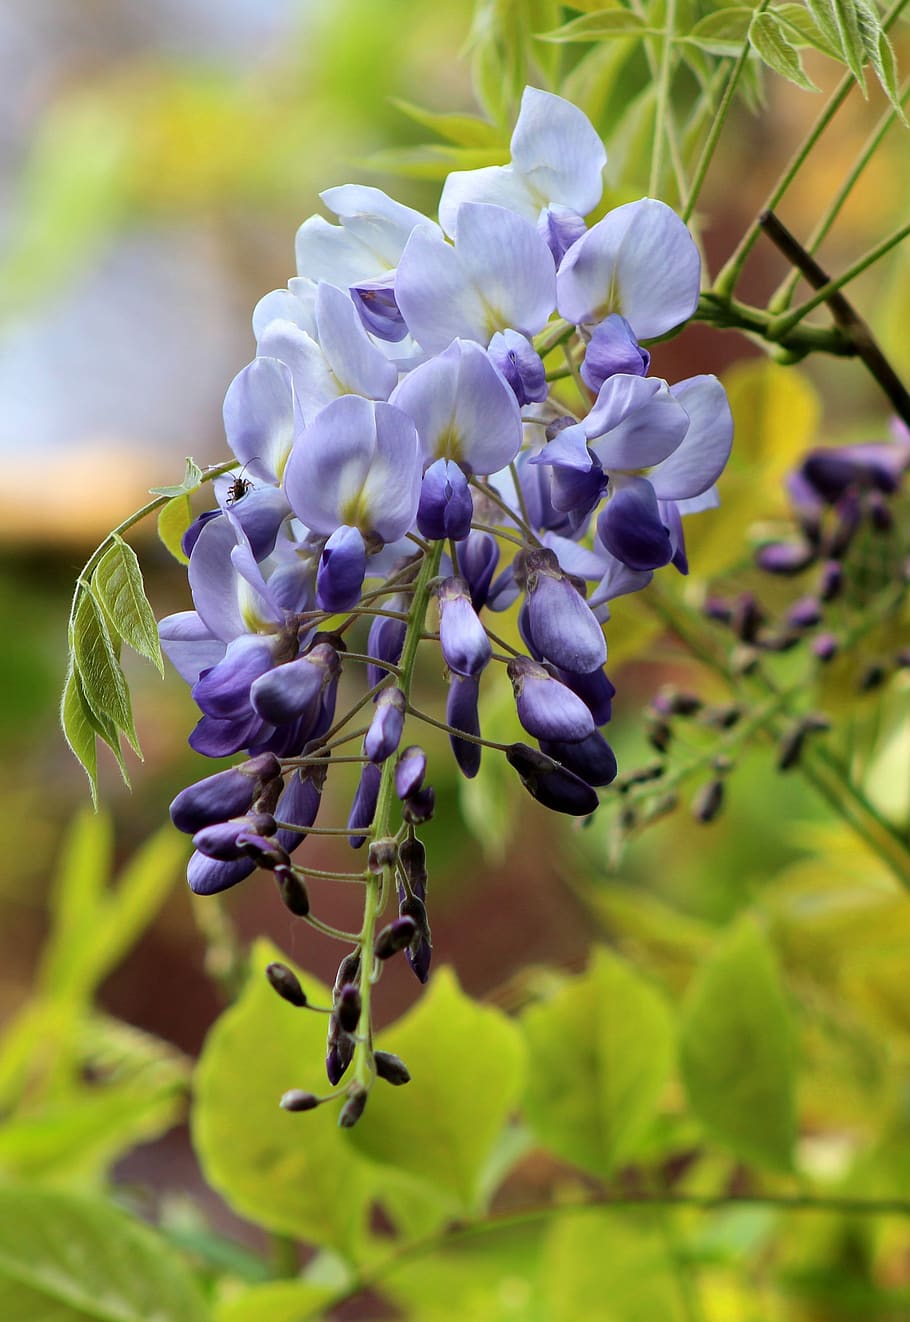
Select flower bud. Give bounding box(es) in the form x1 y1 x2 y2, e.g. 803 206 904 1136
547 663 615 726
368 837 398 873
364 687 406 763
417 459 474 541
692 779 724 823
170 754 282 834
276 867 310 917
374 1051 411 1086
374 916 418 960
580 314 649 393
506 742 599 816
456 532 500 611
338 1083 368 1129
326 1023 354 1086
367 599 407 689
755 540 815 575
519 547 606 674
395 745 427 800
436 577 492 677
280 1089 320 1112
402 786 435 824
250 644 340 728
446 673 482 778
539 731 618 787
316 525 367 611
347 763 381 848
334 951 362 999
266 962 307 1007
487 329 547 406
508 656 595 744
812 632 838 662
787 596 822 630
336 984 362 1034
274 765 325 855
192 812 277 861
186 851 256 896
398 836 428 895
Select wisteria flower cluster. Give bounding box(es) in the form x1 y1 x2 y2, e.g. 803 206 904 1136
159 86 733 1121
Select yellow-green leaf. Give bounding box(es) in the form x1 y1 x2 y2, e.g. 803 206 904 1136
158 494 195 565
520 947 675 1177
149 456 204 498
680 916 797 1171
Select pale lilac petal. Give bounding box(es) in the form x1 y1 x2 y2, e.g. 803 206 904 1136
557 198 701 338
538 205 587 265
391 338 522 474
509 87 606 218
648 375 734 500
395 224 491 352
588 551 653 613
159 611 226 685
218 485 290 560
487 329 547 406
223 357 297 483
283 395 421 542
541 532 605 580
677 486 719 515
529 422 592 472
456 204 556 339
252 279 317 341
438 166 537 237
581 314 649 392
189 516 248 642
585 375 690 471
256 320 338 423
314 282 397 401
320 185 432 266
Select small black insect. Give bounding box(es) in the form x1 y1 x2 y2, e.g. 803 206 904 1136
225 463 255 506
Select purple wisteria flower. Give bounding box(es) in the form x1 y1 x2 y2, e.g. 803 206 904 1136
151 82 734 1125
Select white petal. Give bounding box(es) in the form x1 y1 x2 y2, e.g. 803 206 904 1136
510 86 606 218
438 165 538 237
314 282 397 400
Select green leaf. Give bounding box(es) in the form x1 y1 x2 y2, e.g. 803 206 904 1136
192 940 373 1254
389 98 502 148
680 8 753 55
773 4 842 58
0 1185 209 1321
215 1280 336 1322
828 0 868 89
749 11 820 89
149 457 204 498
679 916 797 1171
854 0 907 119
60 663 100 804
70 589 140 754
157 494 195 565
520 947 675 1177
542 1209 687 1322
538 9 658 41
93 536 164 674
346 967 527 1215
40 822 188 1004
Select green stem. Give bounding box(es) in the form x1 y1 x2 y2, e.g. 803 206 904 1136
767 219 910 339
682 4 771 225
769 75 910 312
351 542 443 1092
649 0 678 199
712 0 910 299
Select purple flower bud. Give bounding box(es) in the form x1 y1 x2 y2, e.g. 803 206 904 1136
581 314 650 393
326 1030 354 1086
192 635 279 722
813 632 838 662
374 916 418 960
456 532 500 611
170 754 282 834
334 950 362 998
350 274 408 341
192 812 277 861
251 643 341 728
316 525 367 612
237 832 291 870
508 656 595 743
755 540 815 575
731 593 764 644
446 673 482 778
374 1050 411 1085
399 893 432 984
266 962 307 1007
437 577 492 677
597 478 672 572
398 835 427 895
186 850 256 896
280 1089 320 1112
548 663 615 726
402 785 435 823
395 745 427 800
338 1083 368 1128
417 459 474 541
274 765 324 854
336 984 362 1034
506 742 599 816
819 560 843 602
693 779 724 823
519 547 606 673
364 686 406 763
539 730 618 787
367 598 408 689
538 203 587 265
347 762 382 848
276 867 310 916
487 329 547 406
787 596 822 630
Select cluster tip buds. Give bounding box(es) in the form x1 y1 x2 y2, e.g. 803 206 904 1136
266 961 308 1007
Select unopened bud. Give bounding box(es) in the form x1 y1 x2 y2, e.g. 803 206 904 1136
647 720 671 754
374 1051 411 1086
812 632 838 662
368 838 398 874
336 983 362 1034
400 893 431 943
776 722 808 772
374 916 418 960
276 867 310 917
266 962 307 1007
398 836 428 893
338 1083 368 1129
693 779 725 823
858 663 886 693
402 786 436 824
280 1089 320 1112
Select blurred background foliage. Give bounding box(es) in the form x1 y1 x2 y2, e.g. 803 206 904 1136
3 0 910 1318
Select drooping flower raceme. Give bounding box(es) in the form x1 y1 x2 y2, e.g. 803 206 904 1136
157 84 733 1122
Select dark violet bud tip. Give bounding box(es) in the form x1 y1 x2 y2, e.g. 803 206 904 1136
276 868 310 917
280 1089 321 1112
266 962 307 1008
693 779 725 824
398 836 428 892
336 984 362 1034
374 916 418 960
374 1051 411 1086
338 1084 368 1129
402 786 435 824
334 951 362 997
